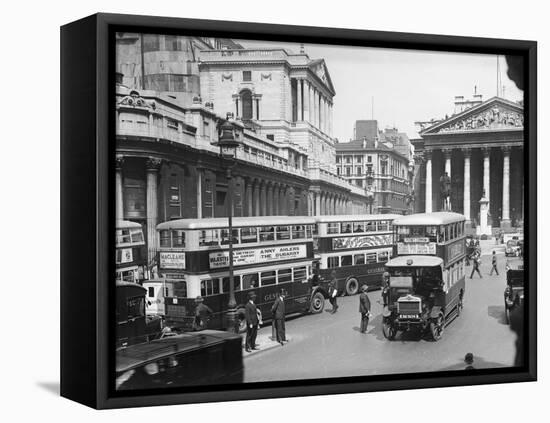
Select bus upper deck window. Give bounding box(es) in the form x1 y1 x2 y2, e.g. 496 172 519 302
260 227 274 241
172 230 185 248
292 225 305 239
221 229 239 245
366 221 376 231
159 230 171 247
379 221 388 231
276 226 290 240
327 223 339 234
353 222 364 233
130 229 144 243
200 229 220 246
341 222 352 233
241 227 258 243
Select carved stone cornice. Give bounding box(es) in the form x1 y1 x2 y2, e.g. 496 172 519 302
115 155 124 170
118 90 156 110
146 157 162 171
424 150 433 160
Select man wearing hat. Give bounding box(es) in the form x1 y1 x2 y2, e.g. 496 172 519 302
245 291 260 352
193 296 213 331
271 288 287 345
381 272 390 307
359 285 371 334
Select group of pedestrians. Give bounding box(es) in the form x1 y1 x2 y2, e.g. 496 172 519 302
244 289 288 352
470 250 500 278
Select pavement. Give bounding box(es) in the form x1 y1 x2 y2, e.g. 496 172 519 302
243 251 517 383
241 322 294 357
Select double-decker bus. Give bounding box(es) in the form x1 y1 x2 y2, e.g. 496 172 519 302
313 214 399 295
157 216 326 332
116 220 147 283
382 212 466 341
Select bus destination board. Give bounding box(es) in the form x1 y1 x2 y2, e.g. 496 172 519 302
397 242 436 255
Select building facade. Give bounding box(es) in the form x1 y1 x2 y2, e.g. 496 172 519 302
335 129 413 215
115 35 369 268
413 95 524 231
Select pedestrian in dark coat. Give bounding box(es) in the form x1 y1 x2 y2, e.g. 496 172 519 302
193 296 213 331
244 291 259 352
328 270 339 313
489 251 499 275
470 254 483 279
359 285 371 333
381 271 390 307
271 289 287 345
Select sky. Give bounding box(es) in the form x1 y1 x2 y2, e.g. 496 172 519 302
239 39 523 140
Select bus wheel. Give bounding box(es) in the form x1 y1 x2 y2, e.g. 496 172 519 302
309 292 325 314
236 308 247 334
345 278 359 296
505 306 511 324
430 314 445 341
382 320 396 340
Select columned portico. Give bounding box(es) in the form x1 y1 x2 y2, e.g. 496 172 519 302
115 155 124 221
482 147 491 201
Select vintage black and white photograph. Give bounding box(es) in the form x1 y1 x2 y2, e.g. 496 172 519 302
113 32 526 390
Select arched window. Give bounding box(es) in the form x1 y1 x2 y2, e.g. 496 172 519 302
241 90 253 120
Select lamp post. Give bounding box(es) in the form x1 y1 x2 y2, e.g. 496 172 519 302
214 113 242 333
365 171 374 214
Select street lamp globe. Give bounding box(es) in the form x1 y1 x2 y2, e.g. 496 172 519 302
217 115 242 160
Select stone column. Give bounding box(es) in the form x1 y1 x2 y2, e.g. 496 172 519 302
313 89 319 128
260 182 267 216
501 146 511 228
273 185 279 215
146 158 161 266
329 103 333 136
462 148 471 225
115 155 124 221
425 150 432 213
315 192 321 216
482 147 491 201
297 79 303 121
310 85 315 126
267 183 273 216
280 186 287 215
196 167 203 219
253 180 260 216
245 177 253 217
303 81 310 123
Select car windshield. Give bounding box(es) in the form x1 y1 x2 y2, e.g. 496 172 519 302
507 240 518 247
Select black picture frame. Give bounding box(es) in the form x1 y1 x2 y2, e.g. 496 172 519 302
60 12 537 409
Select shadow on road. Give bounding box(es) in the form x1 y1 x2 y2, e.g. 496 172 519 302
487 305 508 325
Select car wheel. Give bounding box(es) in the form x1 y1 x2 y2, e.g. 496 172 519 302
345 278 359 296
382 319 396 340
430 314 445 341
309 292 325 314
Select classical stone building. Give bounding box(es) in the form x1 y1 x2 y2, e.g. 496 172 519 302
336 123 414 215
115 35 368 267
412 95 524 231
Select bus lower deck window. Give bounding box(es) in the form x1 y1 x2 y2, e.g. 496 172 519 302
354 254 365 265
378 251 389 262
200 279 220 296
241 274 258 290
341 255 352 266
366 253 377 264
261 271 276 286
278 268 292 283
222 277 241 293
328 257 339 268
293 267 307 282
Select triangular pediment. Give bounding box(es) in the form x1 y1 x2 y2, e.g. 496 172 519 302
421 97 523 135
308 59 336 95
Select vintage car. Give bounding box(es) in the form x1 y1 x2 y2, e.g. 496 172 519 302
504 258 524 324
505 239 522 257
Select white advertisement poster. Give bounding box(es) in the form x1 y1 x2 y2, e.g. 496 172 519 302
159 252 186 269
397 242 436 255
209 245 307 269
